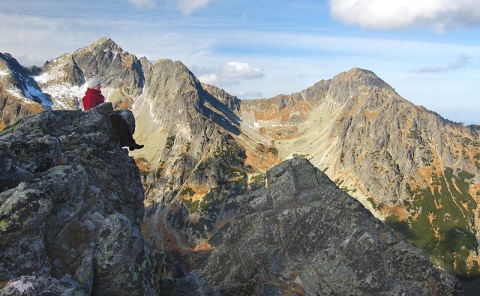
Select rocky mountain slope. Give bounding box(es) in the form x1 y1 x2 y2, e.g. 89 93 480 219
1 37 479 290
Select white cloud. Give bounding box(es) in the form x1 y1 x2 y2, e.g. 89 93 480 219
177 0 213 15
127 0 156 9
0 13 92 66
197 62 264 86
219 62 264 79
196 62 265 97
198 73 219 84
329 0 480 31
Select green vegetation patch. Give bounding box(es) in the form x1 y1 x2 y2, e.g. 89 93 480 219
183 198 200 213
255 143 279 157
385 167 478 278
181 187 196 197
165 136 175 150
249 174 266 191
191 217 214 239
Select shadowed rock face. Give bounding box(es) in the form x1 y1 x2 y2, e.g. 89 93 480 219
0 103 155 295
199 157 464 295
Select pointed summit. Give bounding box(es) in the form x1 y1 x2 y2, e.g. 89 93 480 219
324 67 394 105
343 67 389 88
334 67 390 90
73 37 125 62
73 37 144 95
88 37 123 53
137 58 206 130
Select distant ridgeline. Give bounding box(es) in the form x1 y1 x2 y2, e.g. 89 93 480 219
1 37 479 291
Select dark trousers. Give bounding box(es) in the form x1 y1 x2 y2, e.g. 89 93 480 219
109 113 135 146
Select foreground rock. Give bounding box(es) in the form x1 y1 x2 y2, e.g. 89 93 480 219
0 103 155 295
199 157 464 295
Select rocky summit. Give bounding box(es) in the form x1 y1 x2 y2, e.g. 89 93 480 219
0 103 155 295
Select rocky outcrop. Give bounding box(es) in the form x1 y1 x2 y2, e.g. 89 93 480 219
0 103 155 295
200 157 464 295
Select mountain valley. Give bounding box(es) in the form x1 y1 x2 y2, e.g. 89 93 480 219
1 37 480 294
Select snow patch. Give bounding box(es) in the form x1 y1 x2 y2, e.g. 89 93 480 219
148 98 159 123
131 86 157 123
6 87 34 104
24 81 52 108
42 83 85 110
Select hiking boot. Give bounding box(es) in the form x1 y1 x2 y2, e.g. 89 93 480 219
129 143 144 151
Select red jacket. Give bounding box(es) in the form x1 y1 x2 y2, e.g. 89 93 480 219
82 88 105 110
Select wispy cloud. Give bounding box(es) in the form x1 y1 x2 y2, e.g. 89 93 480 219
329 0 480 31
127 0 157 9
414 54 472 73
176 0 213 15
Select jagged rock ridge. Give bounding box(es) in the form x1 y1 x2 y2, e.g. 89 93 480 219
1 37 150 113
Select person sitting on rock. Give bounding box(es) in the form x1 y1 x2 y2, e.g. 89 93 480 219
82 77 144 151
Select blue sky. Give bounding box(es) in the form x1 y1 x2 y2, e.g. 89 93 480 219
1 0 480 124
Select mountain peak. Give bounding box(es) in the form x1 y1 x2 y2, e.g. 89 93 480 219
339 67 388 89
89 37 123 53
322 66 392 104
